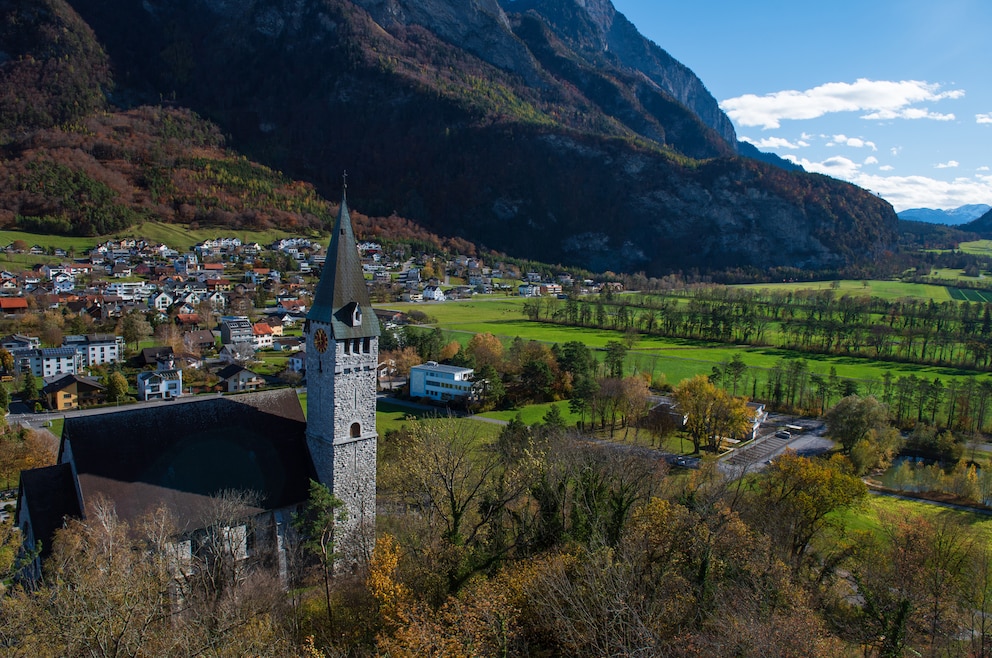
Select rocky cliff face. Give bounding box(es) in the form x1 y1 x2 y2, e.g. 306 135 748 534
58 0 897 276
504 0 737 147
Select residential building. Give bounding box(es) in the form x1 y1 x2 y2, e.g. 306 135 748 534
62 334 126 367
409 362 476 402
42 374 105 411
216 364 264 393
136 357 184 401
220 317 254 345
11 347 80 378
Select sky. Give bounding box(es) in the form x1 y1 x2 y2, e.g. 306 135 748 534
610 0 992 212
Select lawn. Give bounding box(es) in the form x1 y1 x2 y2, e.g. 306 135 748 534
477 400 580 426
831 494 992 542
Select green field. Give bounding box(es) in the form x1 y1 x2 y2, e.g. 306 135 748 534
735 279 953 302
386 296 991 391
958 240 992 256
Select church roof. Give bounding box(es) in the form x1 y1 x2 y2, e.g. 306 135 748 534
307 190 380 340
17 463 82 559
59 389 317 531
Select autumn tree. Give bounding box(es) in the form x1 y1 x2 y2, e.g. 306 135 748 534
750 452 867 573
671 374 753 453
465 332 504 371
104 371 129 404
120 310 152 351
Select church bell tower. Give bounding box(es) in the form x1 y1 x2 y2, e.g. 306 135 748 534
304 177 379 567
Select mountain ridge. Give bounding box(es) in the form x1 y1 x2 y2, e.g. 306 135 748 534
6 0 900 276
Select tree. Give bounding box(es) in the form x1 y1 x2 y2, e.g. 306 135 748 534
465 332 504 371
671 375 753 453
751 452 867 573
120 310 152 351
824 394 890 454
603 340 628 379
293 480 346 627
0 348 14 374
21 371 38 402
104 371 129 404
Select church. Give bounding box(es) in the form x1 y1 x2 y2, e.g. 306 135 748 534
15 188 379 577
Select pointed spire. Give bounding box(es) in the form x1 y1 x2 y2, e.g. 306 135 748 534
307 176 379 338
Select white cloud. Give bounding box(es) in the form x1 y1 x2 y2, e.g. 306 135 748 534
978 113 992 124
864 156 878 165
721 79 964 129
979 166 991 172
861 108 955 121
783 154 992 210
890 147 902 157
935 160 960 169
740 135 807 150
827 134 877 150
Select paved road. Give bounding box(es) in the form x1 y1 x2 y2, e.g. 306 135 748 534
8 392 225 429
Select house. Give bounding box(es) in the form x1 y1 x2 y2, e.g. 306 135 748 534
288 349 306 373
277 299 306 314
182 329 217 353
42 374 105 411
140 345 175 367
149 291 174 312
273 337 303 352
251 323 274 350
136 357 184 401
518 284 540 297
1 334 40 351
409 362 476 403
220 317 254 345
16 184 378 581
0 297 29 314
218 343 256 365
422 285 446 302
216 363 265 393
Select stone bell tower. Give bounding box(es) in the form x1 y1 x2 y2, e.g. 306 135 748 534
304 178 379 567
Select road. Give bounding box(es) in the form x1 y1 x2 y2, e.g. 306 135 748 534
7 392 225 430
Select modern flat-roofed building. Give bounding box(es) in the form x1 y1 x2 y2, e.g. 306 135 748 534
409 361 475 402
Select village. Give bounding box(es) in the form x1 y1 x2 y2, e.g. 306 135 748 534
0 235 606 412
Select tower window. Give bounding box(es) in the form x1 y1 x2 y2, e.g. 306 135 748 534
350 422 361 438
363 337 370 353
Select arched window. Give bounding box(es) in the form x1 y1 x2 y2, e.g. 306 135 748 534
350 422 361 438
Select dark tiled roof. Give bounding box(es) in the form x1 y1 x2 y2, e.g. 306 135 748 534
307 193 380 340
60 389 316 529
216 364 249 380
141 345 174 366
42 374 105 395
18 463 82 558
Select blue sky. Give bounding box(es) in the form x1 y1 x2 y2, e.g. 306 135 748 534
610 0 992 211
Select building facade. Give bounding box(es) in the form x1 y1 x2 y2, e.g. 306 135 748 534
409 362 476 402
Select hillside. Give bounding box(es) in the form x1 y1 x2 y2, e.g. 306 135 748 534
5 0 900 276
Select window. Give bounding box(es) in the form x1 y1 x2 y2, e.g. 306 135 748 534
350 422 361 438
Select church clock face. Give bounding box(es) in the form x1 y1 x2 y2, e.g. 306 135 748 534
313 328 329 353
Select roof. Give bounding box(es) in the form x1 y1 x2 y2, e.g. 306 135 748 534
42 374 105 395
0 297 28 309
141 345 175 365
411 362 474 376
307 191 380 340
18 463 83 558
216 363 254 380
59 389 316 529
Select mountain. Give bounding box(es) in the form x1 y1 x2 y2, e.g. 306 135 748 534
962 207 992 234
8 0 899 276
898 204 991 225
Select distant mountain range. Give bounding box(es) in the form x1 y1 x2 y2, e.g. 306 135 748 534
898 205 991 225
2 0 900 276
